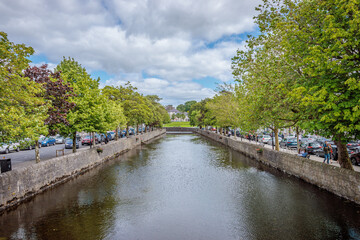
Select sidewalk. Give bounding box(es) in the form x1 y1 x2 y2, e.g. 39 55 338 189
220 133 360 172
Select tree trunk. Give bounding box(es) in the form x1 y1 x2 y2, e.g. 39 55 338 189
126 126 129 138
335 135 354 170
115 127 119 141
35 140 40 163
93 132 96 147
296 126 300 153
274 127 279 151
72 131 77 153
145 125 147 133
136 124 139 135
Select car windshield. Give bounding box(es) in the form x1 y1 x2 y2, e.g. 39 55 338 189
263 135 270 138
65 139 73 143
288 138 297 142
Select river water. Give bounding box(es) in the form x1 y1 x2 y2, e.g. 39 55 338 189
0 134 360 240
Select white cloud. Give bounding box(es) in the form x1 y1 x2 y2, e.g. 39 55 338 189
0 0 260 104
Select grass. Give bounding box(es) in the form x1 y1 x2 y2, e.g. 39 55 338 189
163 121 192 127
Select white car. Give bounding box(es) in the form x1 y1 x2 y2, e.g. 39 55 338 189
0 142 20 154
260 135 271 143
267 137 283 145
55 136 65 144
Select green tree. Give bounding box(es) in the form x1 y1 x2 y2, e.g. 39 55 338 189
206 84 239 135
103 83 150 136
232 31 304 150
176 104 186 112
56 57 104 151
189 99 210 128
145 95 169 129
255 0 359 169
0 32 48 162
184 100 197 112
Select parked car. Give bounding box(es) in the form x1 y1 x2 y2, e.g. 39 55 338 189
259 135 271 144
300 141 323 155
0 142 20 154
347 141 360 153
301 137 316 143
55 136 65 144
107 132 115 140
280 138 299 149
350 152 360 166
314 145 354 161
99 133 107 143
41 137 56 147
266 137 283 146
120 130 127 138
81 135 99 145
314 140 338 159
107 131 115 140
65 139 79 149
129 128 136 135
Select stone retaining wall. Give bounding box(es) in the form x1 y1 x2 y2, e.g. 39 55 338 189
0 129 165 212
196 129 360 205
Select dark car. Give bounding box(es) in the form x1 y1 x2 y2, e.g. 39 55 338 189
65 139 79 149
301 141 323 155
41 137 56 147
350 152 360 166
280 138 299 149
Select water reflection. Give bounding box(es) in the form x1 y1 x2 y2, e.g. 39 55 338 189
0 134 359 240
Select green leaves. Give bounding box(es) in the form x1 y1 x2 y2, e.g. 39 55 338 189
0 32 47 143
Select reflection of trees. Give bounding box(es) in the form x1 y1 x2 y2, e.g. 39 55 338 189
0 147 151 239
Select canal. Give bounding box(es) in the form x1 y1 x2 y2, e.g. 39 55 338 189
1 134 360 240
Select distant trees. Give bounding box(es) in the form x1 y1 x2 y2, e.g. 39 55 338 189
206 85 239 135
102 83 169 136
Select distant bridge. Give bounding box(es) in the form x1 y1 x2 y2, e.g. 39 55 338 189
163 127 197 134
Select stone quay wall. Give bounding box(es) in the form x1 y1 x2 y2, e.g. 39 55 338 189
0 129 166 212
196 129 360 205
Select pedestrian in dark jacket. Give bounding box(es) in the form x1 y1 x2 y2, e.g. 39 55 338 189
323 141 330 164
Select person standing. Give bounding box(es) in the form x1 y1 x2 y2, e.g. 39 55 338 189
323 141 330 164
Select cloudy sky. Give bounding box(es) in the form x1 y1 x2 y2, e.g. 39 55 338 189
1 0 261 106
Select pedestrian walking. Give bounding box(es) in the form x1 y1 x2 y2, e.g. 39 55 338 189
323 141 330 164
